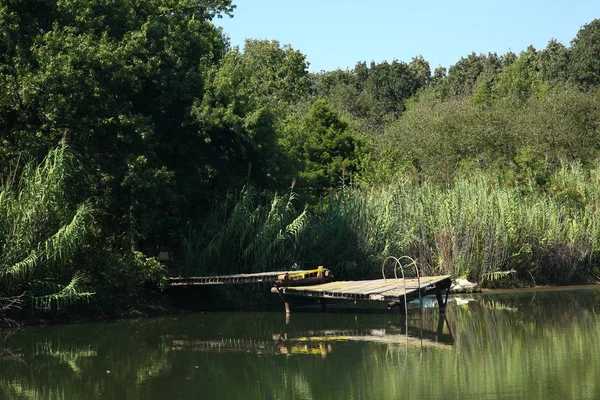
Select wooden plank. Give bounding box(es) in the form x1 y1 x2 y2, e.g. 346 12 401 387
169 271 289 281
279 275 452 303
167 268 332 287
282 276 444 294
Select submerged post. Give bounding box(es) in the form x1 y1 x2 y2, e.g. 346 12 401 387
434 288 445 312
271 287 291 314
434 278 452 313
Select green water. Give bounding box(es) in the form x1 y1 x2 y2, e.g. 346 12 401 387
1 287 600 400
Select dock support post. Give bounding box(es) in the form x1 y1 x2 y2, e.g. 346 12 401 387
271 287 291 314
284 297 291 314
434 278 452 313
434 287 446 313
436 313 445 334
434 314 449 342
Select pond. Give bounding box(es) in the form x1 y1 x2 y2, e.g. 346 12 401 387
1 287 600 399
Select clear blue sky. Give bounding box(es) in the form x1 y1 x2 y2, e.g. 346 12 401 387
215 0 600 72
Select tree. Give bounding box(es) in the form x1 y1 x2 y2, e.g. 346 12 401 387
537 39 570 83
431 66 447 85
240 39 310 103
311 68 388 135
0 0 235 256
363 60 423 114
192 39 310 190
311 69 357 97
444 52 488 96
409 55 431 88
492 56 546 106
286 99 362 198
570 19 600 87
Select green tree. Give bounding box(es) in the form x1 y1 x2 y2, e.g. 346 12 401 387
193 39 310 189
492 56 546 106
570 19 600 87
513 85 600 165
431 66 447 85
311 68 388 135
311 69 357 97
241 39 310 103
537 39 570 83
444 52 488 96
0 0 235 257
409 55 431 88
286 99 362 198
363 60 423 114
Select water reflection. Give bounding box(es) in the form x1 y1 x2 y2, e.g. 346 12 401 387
1 287 600 399
168 313 453 357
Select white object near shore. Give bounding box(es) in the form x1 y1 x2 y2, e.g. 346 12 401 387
450 278 481 293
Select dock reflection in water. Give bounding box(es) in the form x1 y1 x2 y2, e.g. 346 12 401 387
168 312 453 357
2 288 600 400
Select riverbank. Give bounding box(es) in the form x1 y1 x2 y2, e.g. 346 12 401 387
4 279 599 330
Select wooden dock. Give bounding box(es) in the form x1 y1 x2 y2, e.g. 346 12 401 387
272 275 452 313
167 267 333 287
166 265 452 314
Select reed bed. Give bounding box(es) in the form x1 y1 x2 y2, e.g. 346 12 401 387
0 146 93 316
180 184 308 277
306 162 600 283
185 161 600 285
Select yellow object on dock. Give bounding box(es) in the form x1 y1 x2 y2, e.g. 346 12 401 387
166 267 333 287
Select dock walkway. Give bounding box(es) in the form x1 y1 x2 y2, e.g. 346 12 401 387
272 275 452 313
167 267 452 314
167 267 333 287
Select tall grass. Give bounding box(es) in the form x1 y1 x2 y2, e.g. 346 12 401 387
180 184 308 276
305 161 600 283
182 161 600 285
0 146 94 316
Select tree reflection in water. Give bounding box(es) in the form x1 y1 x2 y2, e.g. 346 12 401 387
1 288 599 399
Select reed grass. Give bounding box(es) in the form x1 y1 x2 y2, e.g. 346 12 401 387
0 146 93 314
306 162 600 283
180 184 308 276
183 161 600 285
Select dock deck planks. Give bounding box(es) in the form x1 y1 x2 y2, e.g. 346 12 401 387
167 267 332 287
276 275 452 303
167 271 291 286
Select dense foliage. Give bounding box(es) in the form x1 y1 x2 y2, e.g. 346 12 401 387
1 2 600 320
0 146 93 318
